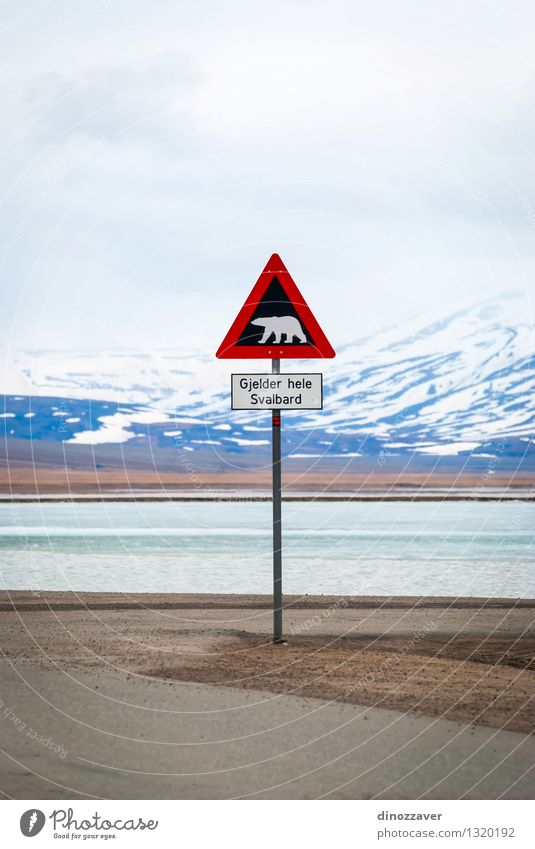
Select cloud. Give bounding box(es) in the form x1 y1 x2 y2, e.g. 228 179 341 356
0 0 534 354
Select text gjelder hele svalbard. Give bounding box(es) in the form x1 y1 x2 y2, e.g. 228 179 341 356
238 376 313 406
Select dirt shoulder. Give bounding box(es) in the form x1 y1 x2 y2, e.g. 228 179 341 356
1 593 533 734
165 633 535 734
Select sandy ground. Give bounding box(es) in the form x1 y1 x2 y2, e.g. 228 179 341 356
1 593 534 799
1 592 534 733
2 659 534 800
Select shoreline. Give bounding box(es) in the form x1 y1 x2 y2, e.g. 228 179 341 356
2 591 534 611
1 488 534 502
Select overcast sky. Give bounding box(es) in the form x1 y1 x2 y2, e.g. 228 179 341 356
1 0 535 356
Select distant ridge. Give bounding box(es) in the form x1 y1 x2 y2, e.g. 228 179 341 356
1 293 533 479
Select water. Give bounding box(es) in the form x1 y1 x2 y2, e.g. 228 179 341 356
0 501 533 597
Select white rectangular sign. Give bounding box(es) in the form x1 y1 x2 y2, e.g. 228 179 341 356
231 373 323 410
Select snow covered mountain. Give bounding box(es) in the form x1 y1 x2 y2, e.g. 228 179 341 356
1 294 534 470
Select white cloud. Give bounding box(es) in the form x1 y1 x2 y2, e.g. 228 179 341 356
0 0 534 356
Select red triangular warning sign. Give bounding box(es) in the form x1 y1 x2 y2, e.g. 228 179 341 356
216 254 335 359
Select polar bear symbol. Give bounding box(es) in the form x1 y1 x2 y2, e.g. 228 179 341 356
251 315 307 344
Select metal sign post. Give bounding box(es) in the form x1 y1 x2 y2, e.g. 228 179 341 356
271 358 283 643
230 368 323 643
216 253 335 645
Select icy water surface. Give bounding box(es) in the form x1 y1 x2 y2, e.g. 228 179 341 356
0 500 533 597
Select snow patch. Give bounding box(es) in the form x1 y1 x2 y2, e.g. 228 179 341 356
223 437 270 446
417 442 480 456
66 411 171 446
